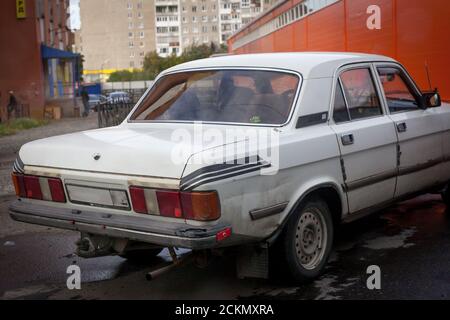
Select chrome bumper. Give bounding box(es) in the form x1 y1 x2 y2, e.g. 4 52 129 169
9 200 231 250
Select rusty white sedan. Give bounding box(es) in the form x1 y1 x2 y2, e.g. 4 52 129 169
10 53 450 282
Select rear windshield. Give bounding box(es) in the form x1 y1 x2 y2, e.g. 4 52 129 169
129 69 300 125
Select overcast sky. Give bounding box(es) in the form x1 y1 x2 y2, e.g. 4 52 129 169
70 0 81 30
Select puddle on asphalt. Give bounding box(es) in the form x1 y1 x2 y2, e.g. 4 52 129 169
362 227 416 250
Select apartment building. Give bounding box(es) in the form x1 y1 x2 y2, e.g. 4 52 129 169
219 0 276 43
180 0 220 51
75 0 156 82
155 0 277 56
154 0 181 57
0 0 78 119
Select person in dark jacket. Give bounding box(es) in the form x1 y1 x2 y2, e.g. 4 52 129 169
7 91 18 120
81 88 90 117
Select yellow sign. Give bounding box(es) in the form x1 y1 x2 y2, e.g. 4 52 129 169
16 0 26 19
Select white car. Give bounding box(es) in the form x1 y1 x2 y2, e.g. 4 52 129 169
9 53 450 282
107 91 131 103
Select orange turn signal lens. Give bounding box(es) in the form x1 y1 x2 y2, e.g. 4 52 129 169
11 173 26 198
181 191 221 221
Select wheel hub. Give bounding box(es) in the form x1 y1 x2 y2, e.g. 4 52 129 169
295 209 327 270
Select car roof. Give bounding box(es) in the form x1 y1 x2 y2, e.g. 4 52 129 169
163 52 396 79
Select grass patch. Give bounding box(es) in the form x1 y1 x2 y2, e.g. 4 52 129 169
0 118 49 137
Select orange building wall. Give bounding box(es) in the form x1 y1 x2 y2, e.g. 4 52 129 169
228 0 450 101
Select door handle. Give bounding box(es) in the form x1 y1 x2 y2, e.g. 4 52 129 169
341 133 354 146
396 122 407 133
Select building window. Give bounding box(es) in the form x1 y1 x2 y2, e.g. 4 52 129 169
183 27 188 34
127 3 132 10
130 61 135 67
130 52 135 58
140 31 144 38
138 12 143 19
139 22 144 29
140 41 145 47
202 26 207 33
193 27 199 33
192 6 197 12
202 16 207 22
128 12 132 18
192 16 197 23
140 52 145 57
129 41 134 48
137 1 143 9
128 32 133 38
128 22 133 29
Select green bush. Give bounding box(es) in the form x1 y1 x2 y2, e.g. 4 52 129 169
0 118 48 137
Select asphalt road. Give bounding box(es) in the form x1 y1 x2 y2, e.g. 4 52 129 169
0 194 449 300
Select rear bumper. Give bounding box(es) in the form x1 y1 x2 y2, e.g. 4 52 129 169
9 200 231 250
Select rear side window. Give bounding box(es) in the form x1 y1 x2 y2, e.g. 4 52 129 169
339 68 382 120
377 67 420 113
333 81 350 123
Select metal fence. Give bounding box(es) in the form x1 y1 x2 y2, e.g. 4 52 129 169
97 101 135 128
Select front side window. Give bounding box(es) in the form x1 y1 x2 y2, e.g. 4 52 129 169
130 70 300 125
377 67 419 113
339 68 382 120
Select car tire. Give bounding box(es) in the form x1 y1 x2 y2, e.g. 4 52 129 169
280 197 334 283
120 248 163 262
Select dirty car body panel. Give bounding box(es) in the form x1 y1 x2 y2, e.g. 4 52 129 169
9 53 450 280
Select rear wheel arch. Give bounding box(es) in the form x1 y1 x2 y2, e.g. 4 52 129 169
289 184 343 227
267 183 344 244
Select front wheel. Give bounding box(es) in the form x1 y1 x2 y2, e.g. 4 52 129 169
281 197 334 283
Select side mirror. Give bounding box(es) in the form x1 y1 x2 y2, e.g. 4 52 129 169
420 89 441 109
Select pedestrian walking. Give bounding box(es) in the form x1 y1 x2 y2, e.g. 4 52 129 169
81 87 90 117
7 91 18 120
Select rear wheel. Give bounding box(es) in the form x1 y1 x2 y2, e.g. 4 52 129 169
120 248 163 262
281 197 334 283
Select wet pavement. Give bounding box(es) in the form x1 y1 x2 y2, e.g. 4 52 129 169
0 194 449 300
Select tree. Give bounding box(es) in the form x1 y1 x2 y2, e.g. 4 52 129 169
108 43 229 82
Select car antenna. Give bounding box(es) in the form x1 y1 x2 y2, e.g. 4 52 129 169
424 60 433 91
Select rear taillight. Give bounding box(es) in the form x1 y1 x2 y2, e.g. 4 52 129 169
48 178 66 203
129 187 148 214
129 186 221 221
12 173 66 203
11 173 26 198
24 175 43 200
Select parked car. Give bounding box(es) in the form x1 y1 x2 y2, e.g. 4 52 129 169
88 94 107 110
107 91 131 103
9 53 450 282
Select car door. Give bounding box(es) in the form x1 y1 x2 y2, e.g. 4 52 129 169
374 63 445 197
330 64 398 214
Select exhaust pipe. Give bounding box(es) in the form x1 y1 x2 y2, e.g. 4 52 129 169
146 248 193 281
